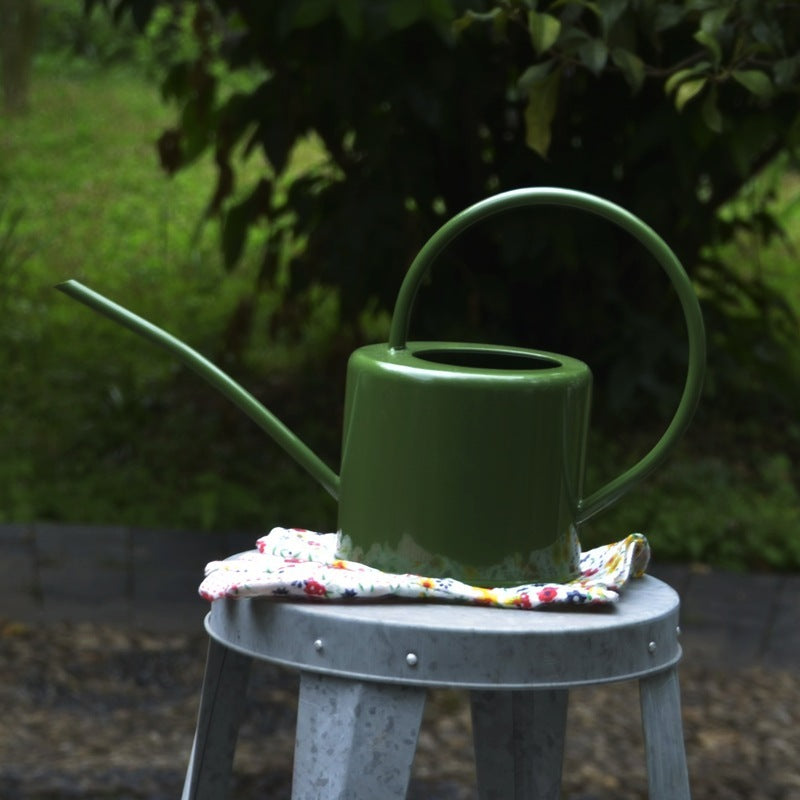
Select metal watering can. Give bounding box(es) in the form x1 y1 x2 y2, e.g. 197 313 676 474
58 188 705 586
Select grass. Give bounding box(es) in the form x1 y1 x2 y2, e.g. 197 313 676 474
1 59 338 535
2 61 254 324
1 59 799 571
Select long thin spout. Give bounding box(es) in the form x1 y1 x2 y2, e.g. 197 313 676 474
56 280 340 500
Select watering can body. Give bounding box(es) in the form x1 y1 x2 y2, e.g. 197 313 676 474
58 187 706 587
339 343 591 584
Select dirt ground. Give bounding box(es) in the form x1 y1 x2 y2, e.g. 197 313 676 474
1 618 799 800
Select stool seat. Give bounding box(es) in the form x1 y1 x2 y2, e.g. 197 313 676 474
183 570 691 799
208 574 680 689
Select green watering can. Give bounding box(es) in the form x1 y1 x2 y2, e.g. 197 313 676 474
58 187 705 586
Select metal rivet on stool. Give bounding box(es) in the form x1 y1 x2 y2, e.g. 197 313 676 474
676 626 681 637
648 641 657 653
313 639 324 652
406 652 418 667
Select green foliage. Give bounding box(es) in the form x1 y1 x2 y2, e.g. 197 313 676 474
35 0 220 80
0 194 29 282
465 0 799 149
89 0 800 438
36 0 140 65
583 449 800 572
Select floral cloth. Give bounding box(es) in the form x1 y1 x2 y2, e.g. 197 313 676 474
199 527 650 609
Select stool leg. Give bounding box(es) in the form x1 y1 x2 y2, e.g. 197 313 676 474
182 638 253 800
292 671 427 800
470 688 568 800
639 666 691 800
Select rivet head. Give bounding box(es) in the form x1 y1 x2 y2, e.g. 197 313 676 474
648 641 657 653
676 625 682 637
406 652 418 667
313 639 324 652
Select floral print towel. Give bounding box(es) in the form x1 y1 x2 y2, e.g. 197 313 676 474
199 528 650 609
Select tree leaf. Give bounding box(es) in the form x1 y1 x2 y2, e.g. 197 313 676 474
693 30 721 67
557 25 590 49
517 60 555 93
675 76 707 111
685 0 720 10
700 6 730 34
453 7 504 34
388 0 427 30
156 128 182 175
752 18 784 51
599 0 629 36
611 46 645 92
292 0 335 30
701 84 723 132
461 7 504 23
550 0 600 17
523 67 561 158
336 0 363 38
773 55 800 89
578 38 608 75
664 62 710 95
654 3 685 32
427 0 456 24
222 200 251 271
221 180 271 271
452 12 473 33
128 0 157 31
528 11 561 55
732 69 774 99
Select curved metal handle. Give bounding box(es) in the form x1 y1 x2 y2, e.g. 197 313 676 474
389 187 706 522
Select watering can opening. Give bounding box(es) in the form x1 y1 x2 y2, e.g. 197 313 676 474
411 348 562 371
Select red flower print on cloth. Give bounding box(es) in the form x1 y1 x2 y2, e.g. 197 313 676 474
582 566 599 578
303 579 327 597
537 586 558 603
513 592 533 608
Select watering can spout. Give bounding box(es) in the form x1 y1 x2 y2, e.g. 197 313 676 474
55 280 341 501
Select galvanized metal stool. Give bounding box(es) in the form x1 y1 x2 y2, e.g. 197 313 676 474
182 573 690 799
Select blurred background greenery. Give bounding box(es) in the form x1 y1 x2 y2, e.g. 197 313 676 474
1 0 799 571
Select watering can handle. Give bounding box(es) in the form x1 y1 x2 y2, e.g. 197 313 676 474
388 187 706 523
